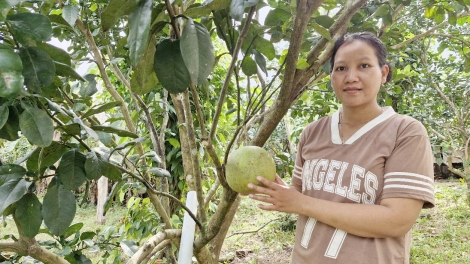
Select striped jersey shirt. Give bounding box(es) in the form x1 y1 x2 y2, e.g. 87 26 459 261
291 106 435 264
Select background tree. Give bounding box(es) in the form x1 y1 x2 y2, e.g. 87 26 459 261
1 0 470 263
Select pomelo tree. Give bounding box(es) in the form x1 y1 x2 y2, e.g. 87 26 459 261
1 0 470 263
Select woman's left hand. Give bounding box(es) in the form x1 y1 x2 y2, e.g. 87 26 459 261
248 175 303 214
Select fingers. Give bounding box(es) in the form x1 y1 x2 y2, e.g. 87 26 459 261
247 182 268 195
275 174 287 185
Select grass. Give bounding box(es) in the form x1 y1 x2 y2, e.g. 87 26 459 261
1 179 470 263
410 179 470 264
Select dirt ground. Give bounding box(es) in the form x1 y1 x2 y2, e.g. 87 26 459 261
221 247 292 264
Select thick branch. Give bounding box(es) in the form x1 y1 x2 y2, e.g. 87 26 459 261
429 127 447 141
391 11 470 50
0 237 68 264
446 155 466 179
126 229 182 264
76 20 139 142
181 90 207 223
170 93 197 196
278 0 324 104
194 187 238 251
142 240 171 263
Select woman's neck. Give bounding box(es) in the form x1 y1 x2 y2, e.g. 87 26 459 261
340 105 383 126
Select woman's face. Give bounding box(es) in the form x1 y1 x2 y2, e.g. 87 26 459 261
330 40 389 109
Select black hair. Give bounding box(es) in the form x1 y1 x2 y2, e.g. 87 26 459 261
330 32 393 83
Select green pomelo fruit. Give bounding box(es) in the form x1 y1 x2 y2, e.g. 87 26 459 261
225 146 276 194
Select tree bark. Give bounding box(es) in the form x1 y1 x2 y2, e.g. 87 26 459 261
208 195 241 261
0 237 69 264
126 229 182 264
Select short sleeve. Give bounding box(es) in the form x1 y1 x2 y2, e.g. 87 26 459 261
382 120 435 208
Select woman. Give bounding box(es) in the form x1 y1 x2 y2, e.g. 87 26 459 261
248 32 435 263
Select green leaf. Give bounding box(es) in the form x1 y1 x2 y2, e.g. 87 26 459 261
7 13 52 45
264 8 291 27
128 0 152 67
15 193 42 238
434 7 445 24
97 131 112 146
115 137 146 150
82 101 121 119
0 164 26 185
180 19 215 85
19 105 54 147
90 125 139 138
312 23 331 41
0 0 21 21
424 7 436 19
19 47 56 94
147 167 171 178
84 151 102 180
63 222 83 239
0 104 8 129
55 62 85 81
154 39 191 94
0 105 20 141
254 37 275 60
0 44 24 98
448 11 457 25
241 56 257 76
253 49 267 75
315 15 335 29
48 14 74 30
229 0 245 21
296 58 310 70
58 123 81 136
101 0 139 32
121 240 139 257
42 182 76 236
79 74 98 97
382 12 393 26
57 149 87 190
372 5 389 17
0 178 31 215
26 142 68 172
130 35 158 95
183 0 231 18
167 138 180 148
74 117 100 141
101 161 122 182
36 42 72 66
62 5 79 27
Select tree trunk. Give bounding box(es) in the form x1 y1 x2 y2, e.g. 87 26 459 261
209 195 241 261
